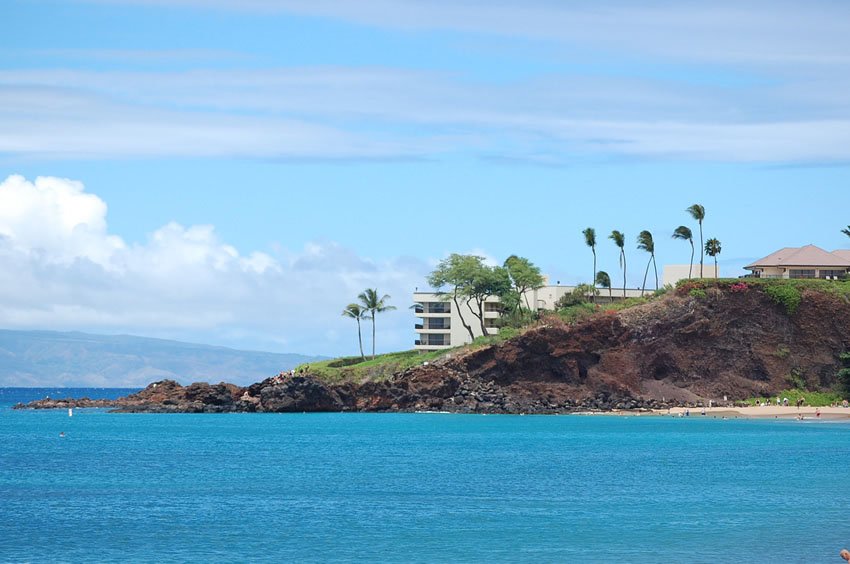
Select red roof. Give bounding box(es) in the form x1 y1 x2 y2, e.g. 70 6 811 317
745 245 850 269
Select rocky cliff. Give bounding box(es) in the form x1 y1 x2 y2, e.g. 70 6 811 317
17 283 850 413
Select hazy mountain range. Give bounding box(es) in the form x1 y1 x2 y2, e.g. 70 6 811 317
0 329 325 387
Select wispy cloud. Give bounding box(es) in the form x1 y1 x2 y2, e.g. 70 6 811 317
2 64 850 162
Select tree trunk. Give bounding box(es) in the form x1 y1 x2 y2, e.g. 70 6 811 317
699 222 704 278
468 296 489 337
452 292 475 341
371 313 376 359
357 319 364 360
622 250 627 299
641 257 651 296
653 254 659 290
591 249 596 303
688 240 694 279
715 256 719 278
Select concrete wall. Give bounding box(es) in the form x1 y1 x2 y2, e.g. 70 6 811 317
662 264 720 286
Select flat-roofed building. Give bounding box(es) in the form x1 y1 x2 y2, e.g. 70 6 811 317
744 245 850 279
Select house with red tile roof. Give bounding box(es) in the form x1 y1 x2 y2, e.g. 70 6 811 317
745 244 850 279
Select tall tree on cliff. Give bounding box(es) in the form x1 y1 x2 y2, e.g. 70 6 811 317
609 230 627 298
503 255 545 312
341 303 370 361
595 271 612 301
687 204 706 277
842 225 850 238
357 288 396 359
583 227 597 302
465 264 512 337
672 225 695 280
427 254 481 341
637 230 658 296
704 238 722 279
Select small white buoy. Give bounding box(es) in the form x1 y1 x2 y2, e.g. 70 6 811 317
68 408 73 417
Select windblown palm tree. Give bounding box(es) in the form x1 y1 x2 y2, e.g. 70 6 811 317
672 225 694 279
704 238 722 279
609 230 627 298
358 288 396 359
595 271 612 301
687 204 706 277
842 225 850 239
637 230 658 296
341 303 370 361
583 227 597 302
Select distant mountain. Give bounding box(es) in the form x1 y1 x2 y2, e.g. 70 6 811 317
0 329 325 387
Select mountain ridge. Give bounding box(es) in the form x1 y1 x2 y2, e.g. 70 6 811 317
0 329 325 387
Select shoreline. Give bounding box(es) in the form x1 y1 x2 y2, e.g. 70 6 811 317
657 405 850 420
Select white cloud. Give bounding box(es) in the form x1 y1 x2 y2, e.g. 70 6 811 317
0 174 428 356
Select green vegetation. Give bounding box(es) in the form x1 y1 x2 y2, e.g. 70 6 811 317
341 303 370 360
502 255 545 314
843 225 850 239
357 288 396 359
763 284 802 314
595 270 612 300
746 389 843 407
298 326 524 384
838 352 850 400
675 277 850 314
704 238 722 278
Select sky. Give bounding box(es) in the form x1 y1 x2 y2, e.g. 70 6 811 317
1 0 850 362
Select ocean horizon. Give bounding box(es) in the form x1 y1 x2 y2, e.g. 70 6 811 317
2 388 849 563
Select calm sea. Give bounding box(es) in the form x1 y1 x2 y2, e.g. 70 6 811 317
1 388 849 563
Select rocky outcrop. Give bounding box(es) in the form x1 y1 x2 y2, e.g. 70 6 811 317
16 284 850 414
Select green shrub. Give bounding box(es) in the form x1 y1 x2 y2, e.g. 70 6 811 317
557 302 597 324
785 367 806 390
764 284 802 314
774 345 791 359
689 288 707 299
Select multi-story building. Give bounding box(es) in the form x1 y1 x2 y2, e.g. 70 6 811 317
413 265 723 351
744 245 850 279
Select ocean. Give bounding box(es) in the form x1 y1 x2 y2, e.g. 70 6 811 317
1 388 849 563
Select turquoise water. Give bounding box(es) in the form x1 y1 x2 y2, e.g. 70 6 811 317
2 390 850 563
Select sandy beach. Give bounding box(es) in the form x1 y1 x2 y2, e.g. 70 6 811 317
661 405 850 420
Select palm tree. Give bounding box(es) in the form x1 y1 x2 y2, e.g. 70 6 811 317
687 204 706 277
637 230 658 296
357 288 396 359
609 230 627 298
583 227 597 302
341 303 370 361
842 225 850 239
672 225 694 279
595 271 612 301
705 238 722 279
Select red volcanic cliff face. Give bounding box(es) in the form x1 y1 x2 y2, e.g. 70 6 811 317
418 286 850 407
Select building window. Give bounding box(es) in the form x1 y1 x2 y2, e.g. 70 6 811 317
425 334 450 346
484 318 500 328
484 302 501 312
428 318 450 330
789 269 816 279
427 302 451 314
819 269 847 279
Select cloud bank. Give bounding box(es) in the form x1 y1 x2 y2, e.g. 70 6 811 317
0 174 427 355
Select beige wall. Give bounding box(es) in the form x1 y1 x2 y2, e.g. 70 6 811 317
662 264 720 286
748 266 848 279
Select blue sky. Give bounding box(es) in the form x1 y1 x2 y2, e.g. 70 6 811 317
1 0 850 364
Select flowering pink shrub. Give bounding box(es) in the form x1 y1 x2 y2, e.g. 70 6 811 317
729 282 749 293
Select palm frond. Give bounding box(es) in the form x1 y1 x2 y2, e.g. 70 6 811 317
672 225 692 241
583 227 596 248
637 230 654 253
686 204 705 222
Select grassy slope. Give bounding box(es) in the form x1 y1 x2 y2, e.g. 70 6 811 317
301 279 850 389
